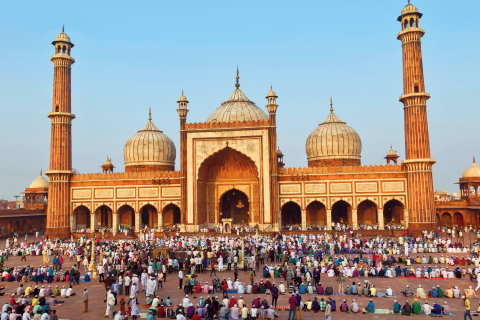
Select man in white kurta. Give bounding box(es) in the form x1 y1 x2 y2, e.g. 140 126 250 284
217 257 224 272
146 277 155 297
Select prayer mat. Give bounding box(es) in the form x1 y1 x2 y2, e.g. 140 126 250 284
362 308 393 314
225 290 238 293
401 275 458 280
421 311 455 316
377 292 397 297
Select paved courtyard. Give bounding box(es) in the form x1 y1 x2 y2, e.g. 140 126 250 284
1 234 478 319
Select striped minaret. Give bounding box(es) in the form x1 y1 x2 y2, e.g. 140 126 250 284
397 2 436 229
45 27 76 238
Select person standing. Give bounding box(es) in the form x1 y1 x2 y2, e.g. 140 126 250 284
83 287 89 313
179 269 184 289
337 273 345 294
463 295 472 320
288 293 296 320
325 298 332 320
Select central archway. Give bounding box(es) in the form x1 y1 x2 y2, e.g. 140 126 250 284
220 189 250 224
118 204 135 228
96 205 112 228
197 146 260 226
306 201 325 225
357 200 377 225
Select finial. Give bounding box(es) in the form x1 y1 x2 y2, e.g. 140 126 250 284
408 0 410 4
182 89 184 95
391 144 393 149
62 24 64 33
474 155 476 164
148 107 152 121
330 96 333 113
226 141 229 147
40 169 42 176
235 66 240 88
271 84 272 90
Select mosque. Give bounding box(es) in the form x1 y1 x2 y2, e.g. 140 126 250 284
12 2 477 238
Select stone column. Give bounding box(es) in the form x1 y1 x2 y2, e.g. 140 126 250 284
301 210 307 230
70 214 76 233
158 212 163 231
351 209 358 230
326 209 332 230
404 209 410 228
112 213 119 233
90 213 97 231
135 213 141 232
377 209 385 230
276 211 282 231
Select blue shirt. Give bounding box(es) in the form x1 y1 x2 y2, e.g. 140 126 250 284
366 302 375 313
295 295 301 306
299 285 306 294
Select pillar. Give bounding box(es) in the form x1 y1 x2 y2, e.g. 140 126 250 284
177 92 189 233
90 213 97 232
377 209 384 230
158 212 163 231
70 214 76 233
351 209 358 230
326 209 332 230
404 209 410 228
135 213 141 232
277 211 282 230
112 213 119 232
301 210 307 230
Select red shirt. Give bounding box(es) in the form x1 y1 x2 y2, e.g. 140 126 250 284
222 283 228 291
288 296 297 309
192 315 201 320
211 261 215 269
230 298 236 308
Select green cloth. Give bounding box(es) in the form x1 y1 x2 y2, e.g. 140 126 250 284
412 302 421 314
437 288 443 298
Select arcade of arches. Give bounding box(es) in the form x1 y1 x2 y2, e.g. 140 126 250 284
197 147 260 226
280 198 406 230
70 203 182 232
437 212 466 227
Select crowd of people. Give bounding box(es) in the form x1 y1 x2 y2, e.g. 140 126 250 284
0 225 479 319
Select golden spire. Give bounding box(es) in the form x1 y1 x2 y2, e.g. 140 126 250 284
40 169 42 176
235 66 240 89
271 84 272 90
474 155 476 164
148 107 152 121
62 24 64 33
330 96 333 113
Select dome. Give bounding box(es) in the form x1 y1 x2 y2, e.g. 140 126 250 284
206 88 269 123
462 158 480 178
30 170 49 189
387 145 398 156
123 113 176 170
178 91 188 102
277 148 284 156
401 3 418 15
206 70 269 123
306 103 362 165
55 32 71 43
103 157 112 166
266 86 277 98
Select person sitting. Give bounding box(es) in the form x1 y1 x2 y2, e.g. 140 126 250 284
340 299 348 312
421 301 433 315
428 286 438 298
393 300 401 314
349 299 359 313
416 285 426 298
441 301 450 315
432 302 442 315
364 299 375 313
369 285 377 297
325 285 333 295
412 299 421 314
311 297 319 313
298 283 306 294
386 286 393 297
316 283 324 295
66 285 75 297
402 300 412 315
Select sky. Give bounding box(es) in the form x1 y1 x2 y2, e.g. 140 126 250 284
1 0 479 200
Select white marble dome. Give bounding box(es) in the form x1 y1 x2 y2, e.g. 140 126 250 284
462 160 480 178
123 117 176 168
206 88 269 123
306 110 362 162
30 170 49 189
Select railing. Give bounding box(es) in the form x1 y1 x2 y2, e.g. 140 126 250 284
72 171 181 181
186 119 270 130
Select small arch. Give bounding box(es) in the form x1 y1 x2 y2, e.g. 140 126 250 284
38 196 43 204
454 212 464 226
436 213 441 227
118 204 135 228
140 204 158 228
357 200 377 225
306 200 325 226
32 196 37 205
62 45 66 53
57 46 61 53
441 212 452 226
73 205 91 230
404 19 409 29
331 200 351 225
55 105 59 112
95 205 113 228
414 83 419 93
410 18 415 28
281 201 302 227
162 203 180 227
383 199 404 225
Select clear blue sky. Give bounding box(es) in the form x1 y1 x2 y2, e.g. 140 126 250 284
1 0 479 200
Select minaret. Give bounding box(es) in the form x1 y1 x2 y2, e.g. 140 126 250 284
45 27 76 237
397 2 436 229
266 85 279 231
177 90 189 232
